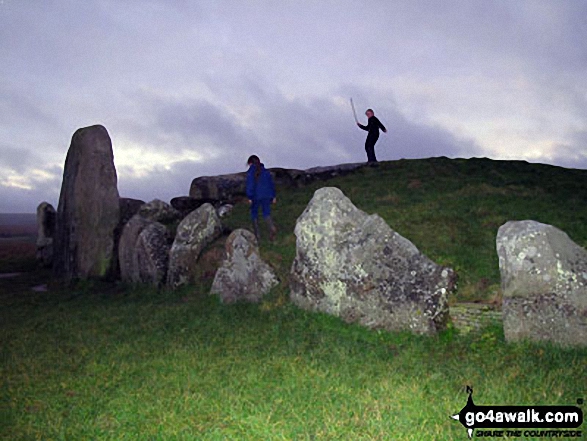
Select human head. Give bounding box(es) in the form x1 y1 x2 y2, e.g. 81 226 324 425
247 155 260 166
365 109 374 118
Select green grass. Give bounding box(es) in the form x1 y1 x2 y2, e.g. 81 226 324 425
2 157 587 440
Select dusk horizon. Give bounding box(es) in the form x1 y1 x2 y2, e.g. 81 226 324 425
2 1 586 212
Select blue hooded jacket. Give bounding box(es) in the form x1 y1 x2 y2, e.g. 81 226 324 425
246 163 276 201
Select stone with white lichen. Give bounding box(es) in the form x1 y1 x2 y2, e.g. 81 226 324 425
497 220 587 347
290 187 456 335
211 229 278 303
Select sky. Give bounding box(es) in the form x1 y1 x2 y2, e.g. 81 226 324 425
1 0 586 212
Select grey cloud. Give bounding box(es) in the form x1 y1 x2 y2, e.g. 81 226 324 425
0 144 34 172
0 0 585 212
548 131 587 170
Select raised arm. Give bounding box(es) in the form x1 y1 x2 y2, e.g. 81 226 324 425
357 123 368 131
376 117 387 133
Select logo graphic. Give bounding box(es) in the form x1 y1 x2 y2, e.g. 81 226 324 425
450 386 583 439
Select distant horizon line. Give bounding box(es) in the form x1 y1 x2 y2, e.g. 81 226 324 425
1 155 585 215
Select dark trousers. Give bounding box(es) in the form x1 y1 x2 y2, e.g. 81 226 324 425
250 198 272 220
365 135 379 162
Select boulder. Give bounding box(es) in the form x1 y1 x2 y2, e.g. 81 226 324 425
188 164 365 204
119 214 151 283
112 197 145 278
119 215 170 286
138 199 181 224
167 203 223 288
36 202 56 267
211 229 279 303
497 220 587 346
189 173 245 202
135 222 170 287
119 198 145 225
290 187 455 335
53 125 120 281
170 196 218 218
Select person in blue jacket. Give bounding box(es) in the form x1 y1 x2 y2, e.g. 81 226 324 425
246 155 277 241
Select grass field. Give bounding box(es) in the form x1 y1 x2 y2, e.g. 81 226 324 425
1 157 586 440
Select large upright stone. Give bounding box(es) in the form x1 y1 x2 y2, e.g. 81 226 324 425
497 220 587 346
167 203 223 288
54 125 120 281
36 202 56 267
290 187 455 335
211 229 279 303
118 215 170 287
111 197 145 279
119 214 151 283
135 222 170 287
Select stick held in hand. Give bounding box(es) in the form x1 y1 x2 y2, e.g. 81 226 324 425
350 97 359 124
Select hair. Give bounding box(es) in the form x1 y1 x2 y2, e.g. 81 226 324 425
247 155 261 181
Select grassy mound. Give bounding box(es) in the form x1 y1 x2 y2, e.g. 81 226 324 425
2 157 586 440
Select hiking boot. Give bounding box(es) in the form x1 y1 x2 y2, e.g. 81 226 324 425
266 217 277 242
252 219 260 242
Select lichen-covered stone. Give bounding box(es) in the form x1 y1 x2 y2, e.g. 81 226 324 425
211 229 278 303
111 198 145 279
290 187 455 335
119 214 151 283
135 222 170 287
138 199 181 224
497 220 587 346
167 203 223 289
36 202 56 267
53 125 120 281
119 215 170 286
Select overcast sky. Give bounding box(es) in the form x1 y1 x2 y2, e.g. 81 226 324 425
1 0 586 212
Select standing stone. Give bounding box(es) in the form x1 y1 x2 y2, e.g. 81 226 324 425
36 202 56 267
290 187 455 335
119 214 152 283
112 197 145 279
53 125 120 281
497 220 587 346
167 203 223 289
211 229 279 303
138 199 181 224
135 222 170 287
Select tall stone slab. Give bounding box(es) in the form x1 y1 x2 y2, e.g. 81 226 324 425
290 187 455 335
53 125 120 281
167 203 223 289
36 202 56 267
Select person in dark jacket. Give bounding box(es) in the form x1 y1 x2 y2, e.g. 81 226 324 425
246 155 277 241
357 108 387 163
